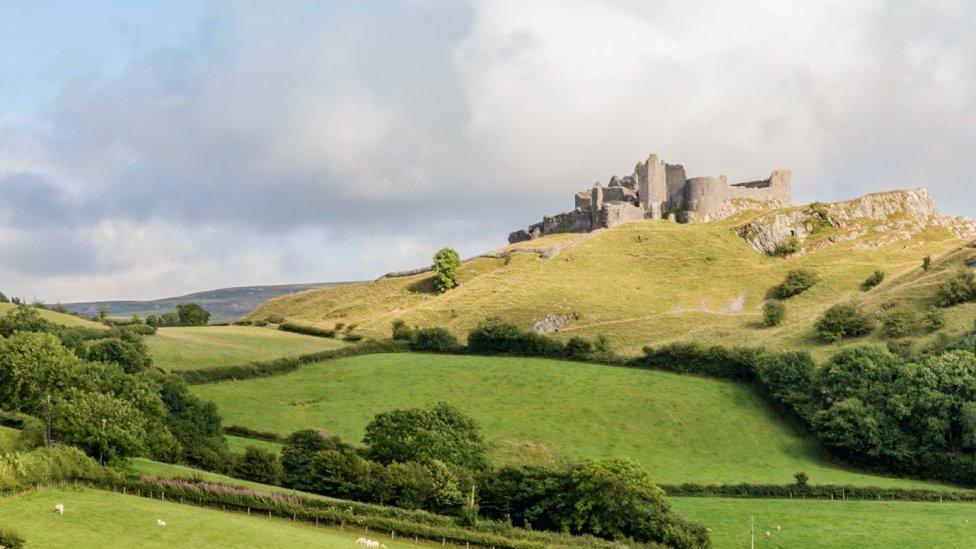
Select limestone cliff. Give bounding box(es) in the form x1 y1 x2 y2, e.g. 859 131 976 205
736 189 976 255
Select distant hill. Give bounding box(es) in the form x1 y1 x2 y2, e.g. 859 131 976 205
64 283 351 322
250 189 976 358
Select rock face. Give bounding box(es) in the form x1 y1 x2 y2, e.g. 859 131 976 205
737 189 976 255
533 313 576 334
509 152 790 243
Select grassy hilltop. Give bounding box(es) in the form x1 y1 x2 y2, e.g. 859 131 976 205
250 190 976 358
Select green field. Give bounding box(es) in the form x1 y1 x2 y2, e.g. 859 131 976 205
671 497 976 548
251 192 976 358
124 459 326 500
0 425 19 451
0 302 107 330
0 487 427 548
146 326 346 371
225 435 283 455
193 353 947 489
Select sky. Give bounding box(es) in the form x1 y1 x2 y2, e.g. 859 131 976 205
1 0 975 303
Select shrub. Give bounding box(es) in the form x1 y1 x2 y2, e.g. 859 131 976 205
433 247 462 293
87 333 153 373
770 269 819 299
861 269 885 291
756 352 817 420
282 429 348 491
176 303 211 326
343 333 364 342
794 472 809 487
936 269 976 307
815 304 874 342
118 323 157 336
923 308 946 332
0 527 25 549
234 446 284 485
564 337 594 360
762 300 785 327
923 255 932 271
279 322 336 338
266 314 285 324
637 343 765 382
882 307 919 338
411 328 460 353
467 322 565 357
772 235 801 257
391 319 415 341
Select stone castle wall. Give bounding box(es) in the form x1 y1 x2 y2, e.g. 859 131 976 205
509 152 791 243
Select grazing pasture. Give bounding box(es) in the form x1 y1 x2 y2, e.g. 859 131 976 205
0 487 427 548
671 497 976 548
225 435 283 455
193 353 949 489
146 326 346 371
0 302 107 330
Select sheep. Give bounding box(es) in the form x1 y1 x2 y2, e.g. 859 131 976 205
156 519 167 527
367 541 380 549
356 538 368 546
53 503 64 515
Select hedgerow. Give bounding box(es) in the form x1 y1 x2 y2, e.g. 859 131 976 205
278 323 336 338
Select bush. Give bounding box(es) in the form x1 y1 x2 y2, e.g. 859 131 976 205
770 269 819 299
637 343 765 382
923 255 932 271
772 236 801 257
861 269 885 291
282 429 349 491
391 319 415 341
265 314 285 324
411 328 460 353
923 308 946 332
433 247 462 293
467 322 565 358
279 323 336 338
176 303 211 326
87 333 153 373
882 307 919 338
762 300 786 327
756 352 817 420
815 304 874 342
364 402 487 470
564 337 594 360
343 333 364 342
0 527 25 549
234 446 284 485
794 472 809 487
936 269 976 307
118 323 157 336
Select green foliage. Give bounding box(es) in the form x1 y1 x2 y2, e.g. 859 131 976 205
770 269 819 299
410 327 460 352
794 471 809 487
0 446 106 492
177 303 211 326
311 447 378 500
158 374 231 472
564 337 594 360
282 429 347 491
467 322 565 358
882 307 919 338
0 290 8 303
391 319 414 341
278 322 336 338
52 389 150 462
936 269 976 307
815 303 874 342
961 402 976 452
861 269 886 291
364 402 487 470
638 342 765 381
762 300 786 327
87 332 153 373
433 247 461 293
923 255 933 271
342 333 363 342
0 527 25 549
756 352 817 420
772 235 801 257
234 446 284 485
922 308 946 332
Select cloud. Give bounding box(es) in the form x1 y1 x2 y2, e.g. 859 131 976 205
1 0 975 301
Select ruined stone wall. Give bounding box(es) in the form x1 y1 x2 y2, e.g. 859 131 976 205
684 176 728 220
598 202 645 228
665 164 687 212
542 209 591 235
637 154 668 219
727 169 791 204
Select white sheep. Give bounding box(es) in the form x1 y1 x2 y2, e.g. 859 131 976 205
356 538 368 546
156 519 167 527
367 541 380 549
53 503 64 515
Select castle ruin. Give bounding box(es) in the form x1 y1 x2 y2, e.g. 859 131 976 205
509 153 791 243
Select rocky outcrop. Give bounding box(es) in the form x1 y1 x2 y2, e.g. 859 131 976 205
533 313 577 334
737 189 976 255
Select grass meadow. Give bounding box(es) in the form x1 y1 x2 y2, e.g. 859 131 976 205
146 326 346 371
193 353 949 489
671 497 976 548
0 302 107 330
0 487 428 548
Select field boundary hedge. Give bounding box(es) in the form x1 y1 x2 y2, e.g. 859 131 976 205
176 340 410 384
661 483 976 502
279 323 337 338
83 476 625 548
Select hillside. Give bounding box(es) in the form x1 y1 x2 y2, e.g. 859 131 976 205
250 189 976 357
0 302 108 330
63 282 351 322
192 353 947 489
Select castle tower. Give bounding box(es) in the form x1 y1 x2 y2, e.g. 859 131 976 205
637 154 667 219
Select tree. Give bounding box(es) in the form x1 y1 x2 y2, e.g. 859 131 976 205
176 303 211 326
282 429 346 490
98 305 109 320
433 247 461 293
364 402 487 469
762 300 786 327
234 446 284 484
158 375 230 471
756 351 817 419
0 304 51 337
87 333 152 373
145 315 159 328
391 319 415 341
52 389 148 462
0 291 8 303
410 327 459 352
0 332 83 412
310 448 377 500
815 303 874 342
936 270 976 307
861 269 885 291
